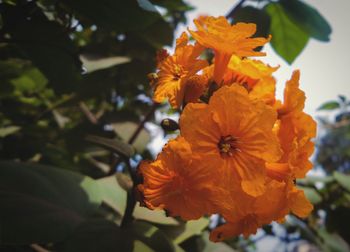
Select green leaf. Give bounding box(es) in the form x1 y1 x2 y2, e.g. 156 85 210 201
0 125 20 137
317 228 350 252
81 55 131 73
0 3 82 94
11 67 47 94
297 185 322 204
298 175 334 185
265 3 309 64
97 175 179 225
137 18 174 48
62 0 161 32
63 219 123 252
112 121 151 153
133 240 154 252
280 0 332 42
0 161 102 244
334 172 350 192
151 0 194 12
231 6 271 39
130 221 175 252
317 101 340 111
85 135 135 159
163 218 210 245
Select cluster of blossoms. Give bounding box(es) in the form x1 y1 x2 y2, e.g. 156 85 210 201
137 16 316 242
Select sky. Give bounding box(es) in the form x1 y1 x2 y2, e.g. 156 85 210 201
179 0 350 115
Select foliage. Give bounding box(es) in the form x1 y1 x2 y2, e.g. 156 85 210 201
227 0 332 64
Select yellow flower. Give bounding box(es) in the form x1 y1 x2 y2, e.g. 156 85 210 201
189 16 271 84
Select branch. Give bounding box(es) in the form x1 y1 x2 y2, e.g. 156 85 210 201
128 103 158 145
119 103 158 227
79 101 98 124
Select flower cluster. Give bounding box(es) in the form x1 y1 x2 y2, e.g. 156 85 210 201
137 16 316 242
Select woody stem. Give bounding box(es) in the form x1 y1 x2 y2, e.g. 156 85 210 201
120 159 137 228
120 103 158 228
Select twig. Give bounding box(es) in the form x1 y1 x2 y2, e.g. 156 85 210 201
36 94 76 119
79 101 98 124
107 103 158 175
119 103 158 227
128 103 158 145
120 159 137 228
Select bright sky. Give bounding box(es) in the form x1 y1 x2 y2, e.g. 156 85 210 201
180 0 350 115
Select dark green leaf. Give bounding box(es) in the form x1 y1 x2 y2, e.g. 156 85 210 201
265 3 309 64
200 231 236 252
0 3 82 94
0 190 84 245
85 135 135 158
130 221 175 252
62 0 161 32
231 6 271 39
326 207 350 245
0 161 102 244
63 219 124 252
137 18 174 48
280 0 332 42
317 101 340 111
151 0 194 12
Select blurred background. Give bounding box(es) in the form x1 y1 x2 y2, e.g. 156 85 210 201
0 0 349 251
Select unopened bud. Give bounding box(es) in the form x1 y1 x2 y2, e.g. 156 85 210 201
147 72 158 87
161 118 179 131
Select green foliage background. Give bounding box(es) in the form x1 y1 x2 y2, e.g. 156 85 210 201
0 0 348 251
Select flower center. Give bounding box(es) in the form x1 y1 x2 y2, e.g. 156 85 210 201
218 135 240 157
172 64 184 80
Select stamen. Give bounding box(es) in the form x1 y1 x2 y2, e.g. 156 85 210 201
173 64 183 80
218 135 240 157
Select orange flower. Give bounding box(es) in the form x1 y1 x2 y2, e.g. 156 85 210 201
152 32 208 108
210 180 313 241
277 70 305 116
189 16 271 84
267 71 316 179
180 85 282 197
223 55 279 105
137 137 220 220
